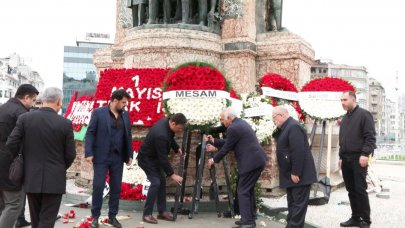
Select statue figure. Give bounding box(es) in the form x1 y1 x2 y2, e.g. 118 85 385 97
164 0 183 24
163 0 172 23
198 0 207 25
181 0 190 24
197 0 216 26
268 0 283 31
127 0 148 26
147 0 159 24
207 0 217 27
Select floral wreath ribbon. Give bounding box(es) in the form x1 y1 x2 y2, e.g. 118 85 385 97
162 90 243 114
261 87 345 120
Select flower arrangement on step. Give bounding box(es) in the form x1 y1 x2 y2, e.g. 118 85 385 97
120 140 147 201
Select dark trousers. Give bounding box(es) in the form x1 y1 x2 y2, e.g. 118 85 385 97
341 159 371 224
138 156 167 215
26 193 62 228
286 185 310 228
234 175 257 217
92 153 124 218
237 167 263 225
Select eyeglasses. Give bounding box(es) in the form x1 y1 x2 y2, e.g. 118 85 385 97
272 114 281 119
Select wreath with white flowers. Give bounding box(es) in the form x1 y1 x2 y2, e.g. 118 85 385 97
299 77 355 121
163 62 236 130
258 73 305 121
242 93 299 144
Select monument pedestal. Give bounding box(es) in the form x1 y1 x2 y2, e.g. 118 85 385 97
123 27 221 68
257 31 315 88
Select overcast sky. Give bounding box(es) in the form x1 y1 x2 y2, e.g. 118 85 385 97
1 0 404 99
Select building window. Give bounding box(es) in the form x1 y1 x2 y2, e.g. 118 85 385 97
0 90 2 97
318 69 322 73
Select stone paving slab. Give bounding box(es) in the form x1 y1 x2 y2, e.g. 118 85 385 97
54 203 285 228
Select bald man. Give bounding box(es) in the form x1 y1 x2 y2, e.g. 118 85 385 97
272 106 316 228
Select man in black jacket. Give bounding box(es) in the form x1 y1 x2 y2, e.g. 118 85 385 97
339 91 375 228
137 113 186 224
207 108 266 228
6 87 76 228
272 106 317 228
0 84 38 228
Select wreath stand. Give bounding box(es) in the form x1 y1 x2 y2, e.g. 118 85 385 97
308 120 332 205
171 129 235 220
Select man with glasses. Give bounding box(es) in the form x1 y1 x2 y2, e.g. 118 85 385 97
272 106 316 228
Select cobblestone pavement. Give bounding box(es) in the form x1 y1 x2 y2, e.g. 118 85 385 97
262 160 405 228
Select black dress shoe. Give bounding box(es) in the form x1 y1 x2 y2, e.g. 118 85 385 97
108 217 122 228
15 219 31 227
232 224 256 228
90 219 99 228
340 217 361 227
235 220 256 226
359 221 370 228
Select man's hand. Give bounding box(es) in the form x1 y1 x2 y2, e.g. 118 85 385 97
178 148 183 156
206 135 214 143
291 174 300 184
338 159 342 169
85 156 93 163
206 144 218 153
359 155 369 168
171 174 183 185
207 158 215 168
126 158 133 166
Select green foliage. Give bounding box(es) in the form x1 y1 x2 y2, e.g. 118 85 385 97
379 154 405 161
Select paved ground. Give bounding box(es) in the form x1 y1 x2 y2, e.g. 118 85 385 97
263 160 405 228
51 205 285 228
21 160 405 227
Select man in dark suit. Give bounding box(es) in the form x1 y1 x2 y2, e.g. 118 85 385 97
272 106 317 228
0 84 38 228
207 108 267 228
85 89 133 228
137 113 186 224
6 87 76 228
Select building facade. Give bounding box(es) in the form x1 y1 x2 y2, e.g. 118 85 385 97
62 33 113 113
0 53 44 105
368 78 386 141
311 59 369 109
